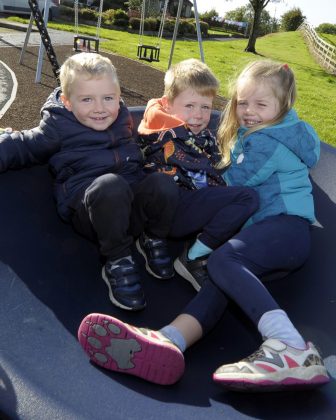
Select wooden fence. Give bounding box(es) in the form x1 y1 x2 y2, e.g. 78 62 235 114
298 21 336 74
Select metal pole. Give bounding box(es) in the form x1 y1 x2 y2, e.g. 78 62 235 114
193 0 204 62
19 13 34 64
35 0 50 83
168 0 183 69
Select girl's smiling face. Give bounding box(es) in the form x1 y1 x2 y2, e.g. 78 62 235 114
61 73 120 131
236 80 280 128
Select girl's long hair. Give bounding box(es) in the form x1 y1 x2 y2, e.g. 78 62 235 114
217 60 297 167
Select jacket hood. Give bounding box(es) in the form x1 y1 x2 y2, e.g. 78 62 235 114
239 109 320 168
138 98 185 135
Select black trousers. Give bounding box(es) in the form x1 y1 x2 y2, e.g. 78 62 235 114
71 172 179 260
170 186 259 249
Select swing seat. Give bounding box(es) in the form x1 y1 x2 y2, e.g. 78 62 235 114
74 35 100 53
137 44 160 63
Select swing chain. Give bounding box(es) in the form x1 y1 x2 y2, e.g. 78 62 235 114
138 0 168 62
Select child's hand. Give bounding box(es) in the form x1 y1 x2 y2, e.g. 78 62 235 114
0 127 13 134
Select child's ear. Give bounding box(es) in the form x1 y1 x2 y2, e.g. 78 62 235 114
60 93 72 112
162 95 172 113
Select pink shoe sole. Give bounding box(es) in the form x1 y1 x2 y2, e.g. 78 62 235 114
78 313 185 385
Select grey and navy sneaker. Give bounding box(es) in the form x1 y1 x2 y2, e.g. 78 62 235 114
174 243 209 292
136 233 174 279
213 338 330 392
102 256 146 311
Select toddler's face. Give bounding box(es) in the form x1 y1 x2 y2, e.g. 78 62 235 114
165 87 213 134
61 74 120 131
236 80 280 128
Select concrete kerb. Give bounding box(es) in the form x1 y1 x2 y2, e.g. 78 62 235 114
0 59 17 121
0 18 38 32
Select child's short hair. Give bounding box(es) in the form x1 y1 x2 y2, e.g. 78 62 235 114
60 52 120 98
164 58 219 102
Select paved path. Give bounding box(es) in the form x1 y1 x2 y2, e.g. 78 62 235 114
0 20 73 120
0 27 74 48
0 19 74 48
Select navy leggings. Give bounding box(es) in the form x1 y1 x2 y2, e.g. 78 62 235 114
183 215 311 334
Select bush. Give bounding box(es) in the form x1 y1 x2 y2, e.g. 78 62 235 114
199 21 209 36
61 0 73 7
129 17 141 30
102 9 115 24
163 19 175 33
59 5 74 19
113 8 129 21
112 18 129 27
80 8 98 22
178 20 195 35
146 17 159 31
281 8 305 31
316 23 336 34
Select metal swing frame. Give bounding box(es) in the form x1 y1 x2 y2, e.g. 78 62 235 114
137 0 169 63
20 0 60 84
74 0 104 53
137 0 204 68
168 0 204 68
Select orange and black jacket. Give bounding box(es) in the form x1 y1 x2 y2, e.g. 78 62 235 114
138 98 225 190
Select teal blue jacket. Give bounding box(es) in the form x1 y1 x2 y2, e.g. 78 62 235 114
223 109 320 225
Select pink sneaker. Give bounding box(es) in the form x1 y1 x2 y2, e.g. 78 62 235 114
213 339 330 392
78 313 185 385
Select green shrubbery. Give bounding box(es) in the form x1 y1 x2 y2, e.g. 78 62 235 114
316 23 336 35
58 5 208 36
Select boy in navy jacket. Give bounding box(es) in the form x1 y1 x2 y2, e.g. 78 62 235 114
0 52 179 311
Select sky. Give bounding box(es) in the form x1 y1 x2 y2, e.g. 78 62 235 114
195 0 335 27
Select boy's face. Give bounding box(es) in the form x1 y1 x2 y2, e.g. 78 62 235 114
164 87 213 135
61 74 120 131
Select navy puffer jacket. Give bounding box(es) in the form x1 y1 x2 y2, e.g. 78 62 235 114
0 88 145 220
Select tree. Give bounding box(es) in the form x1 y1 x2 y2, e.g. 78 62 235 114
224 4 275 36
224 0 282 53
126 0 142 11
281 8 305 31
199 9 220 26
245 0 271 52
316 23 336 34
225 6 251 23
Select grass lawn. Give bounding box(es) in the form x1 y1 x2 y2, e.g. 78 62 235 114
8 17 336 146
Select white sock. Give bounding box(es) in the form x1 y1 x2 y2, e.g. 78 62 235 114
258 309 306 350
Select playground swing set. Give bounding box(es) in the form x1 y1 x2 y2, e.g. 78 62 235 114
20 0 205 83
20 0 104 84
137 0 204 68
73 0 104 53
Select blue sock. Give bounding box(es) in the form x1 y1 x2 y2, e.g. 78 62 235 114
160 325 186 352
188 239 212 260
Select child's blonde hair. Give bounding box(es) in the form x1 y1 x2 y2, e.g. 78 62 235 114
164 58 219 102
59 52 120 98
217 59 296 165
